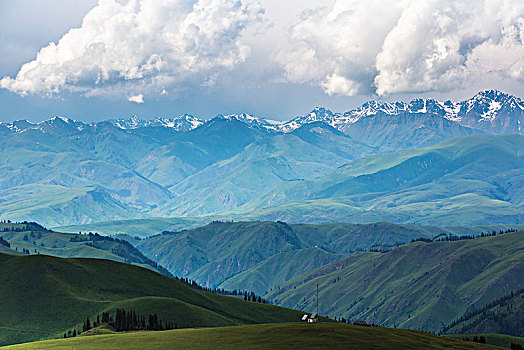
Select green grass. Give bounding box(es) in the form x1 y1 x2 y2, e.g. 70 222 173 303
56 217 215 239
2 323 503 350
78 323 117 336
0 223 168 275
135 221 523 294
444 289 524 336
0 253 304 346
445 334 524 348
266 231 524 333
233 134 524 226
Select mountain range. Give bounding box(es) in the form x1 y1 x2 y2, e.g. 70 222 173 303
0 90 522 226
2 90 522 137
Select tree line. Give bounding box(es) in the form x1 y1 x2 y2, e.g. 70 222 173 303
441 288 524 336
64 308 176 339
461 336 486 344
0 220 50 232
411 228 518 245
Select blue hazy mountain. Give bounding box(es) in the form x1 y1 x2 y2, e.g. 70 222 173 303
0 90 522 226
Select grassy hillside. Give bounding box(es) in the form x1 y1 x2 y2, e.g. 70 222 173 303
219 248 342 295
4 127 524 228
159 123 373 217
445 334 524 349
238 135 524 226
0 253 304 346
266 231 524 333
135 221 434 291
2 323 501 350
135 221 523 294
56 217 214 239
444 289 524 336
0 222 169 275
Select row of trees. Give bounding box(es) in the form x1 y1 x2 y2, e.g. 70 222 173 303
64 308 177 338
462 336 486 344
243 291 267 303
170 276 270 303
410 228 519 245
0 221 50 231
111 309 175 332
437 228 517 242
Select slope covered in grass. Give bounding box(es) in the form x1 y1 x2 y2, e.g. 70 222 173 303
0 253 303 346
444 289 524 336
0 222 168 275
445 334 524 349
266 231 524 333
239 135 524 226
135 221 522 294
3 323 501 350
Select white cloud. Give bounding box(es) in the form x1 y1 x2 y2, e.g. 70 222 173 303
128 94 144 103
2 0 522 101
0 0 264 98
277 0 524 96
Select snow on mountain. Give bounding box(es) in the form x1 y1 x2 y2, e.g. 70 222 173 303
0 90 520 136
0 116 88 135
218 113 283 131
278 90 522 134
111 114 203 132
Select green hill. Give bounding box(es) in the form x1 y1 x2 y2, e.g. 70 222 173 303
2 323 501 350
443 289 524 336
265 231 524 333
55 216 214 239
0 222 169 276
135 221 522 294
445 334 524 349
0 253 304 346
219 248 341 295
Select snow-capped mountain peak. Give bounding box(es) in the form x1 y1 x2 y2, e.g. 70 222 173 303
218 113 283 131
111 114 204 132
278 90 522 134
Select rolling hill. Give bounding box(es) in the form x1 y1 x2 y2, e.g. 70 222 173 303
0 222 169 276
0 253 304 346
237 134 524 226
265 231 524 333
134 221 521 294
2 323 501 350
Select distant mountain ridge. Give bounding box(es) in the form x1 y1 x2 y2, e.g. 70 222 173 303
0 90 522 226
1 90 522 136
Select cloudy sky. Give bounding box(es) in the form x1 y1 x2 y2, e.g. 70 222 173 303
0 0 522 122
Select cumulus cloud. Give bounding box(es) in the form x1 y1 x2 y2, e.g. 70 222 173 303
128 94 144 103
276 0 524 96
0 0 264 98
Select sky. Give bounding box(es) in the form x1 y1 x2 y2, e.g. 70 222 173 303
0 0 522 122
